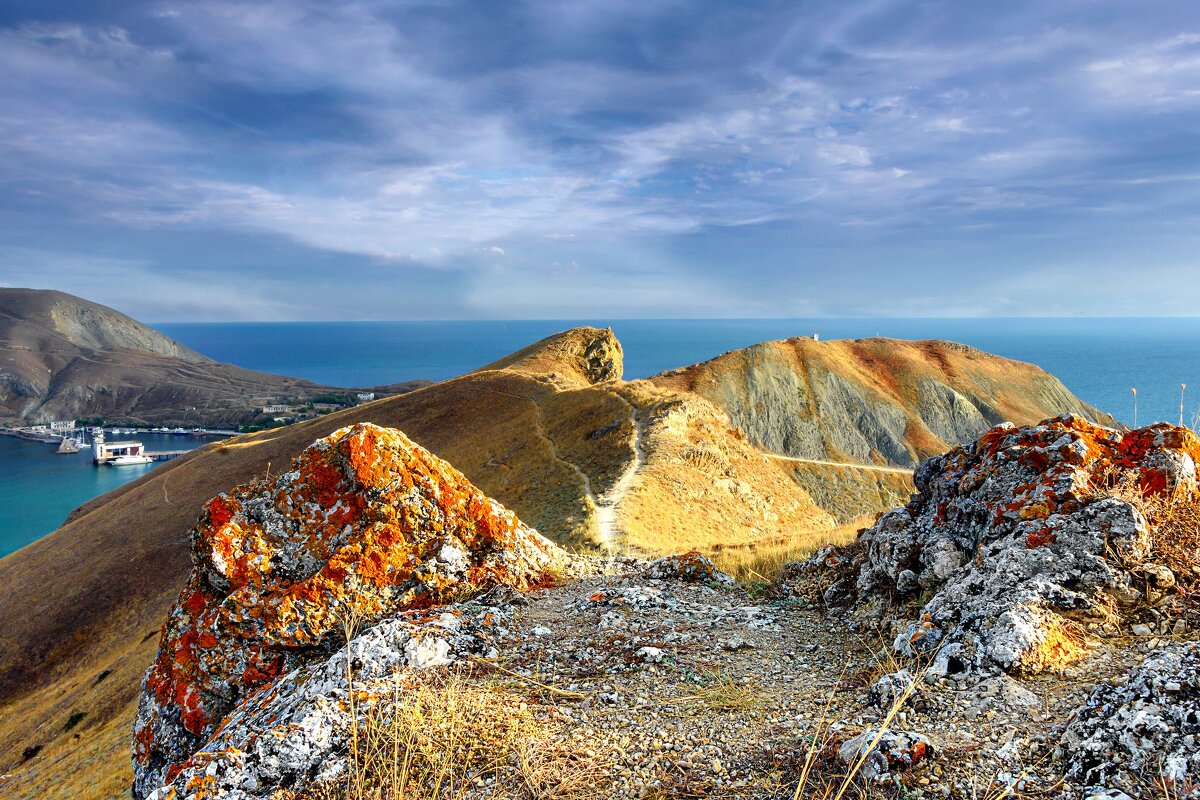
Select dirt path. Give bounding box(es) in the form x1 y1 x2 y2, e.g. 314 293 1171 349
519 388 647 553
592 392 646 553
765 453 913 475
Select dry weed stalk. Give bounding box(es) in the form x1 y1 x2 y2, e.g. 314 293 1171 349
1090 467 1200 582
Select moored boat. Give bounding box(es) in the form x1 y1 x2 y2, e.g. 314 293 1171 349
107 453 153 466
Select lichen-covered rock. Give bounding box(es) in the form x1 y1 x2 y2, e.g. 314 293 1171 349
643 551 736 587
793 415 1200 674
143 597 516 800
838 728 933 783
132 423 565 798
1057 642 1200 798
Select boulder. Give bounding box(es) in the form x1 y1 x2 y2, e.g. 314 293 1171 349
131 422 565 798
837 728 933 783
643 551 737 586
1058 642 1200 797
791 416 1200 674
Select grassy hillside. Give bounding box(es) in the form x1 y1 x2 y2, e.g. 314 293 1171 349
0 327 835 799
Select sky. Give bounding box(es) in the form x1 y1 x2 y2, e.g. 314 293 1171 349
1 1 1199 321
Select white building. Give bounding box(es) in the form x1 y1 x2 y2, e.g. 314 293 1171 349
91 430 146 464
261 404 289 414
356 393 375 402
49 420 77 431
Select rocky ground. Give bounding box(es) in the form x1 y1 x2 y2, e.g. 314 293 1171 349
140 554 1196 800
130 417 1200 800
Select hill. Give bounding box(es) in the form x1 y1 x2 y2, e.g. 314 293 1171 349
0 288 417 426
652 336 1116 468
0 326 839 798
0 328 1114 798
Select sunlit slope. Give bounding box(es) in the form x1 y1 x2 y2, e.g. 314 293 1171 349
652 336 1116 468
0 326 834 799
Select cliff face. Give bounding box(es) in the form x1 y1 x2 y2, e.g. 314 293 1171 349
0 288 360 425
652 337 1115 468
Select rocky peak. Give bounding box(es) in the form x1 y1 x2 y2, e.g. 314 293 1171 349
478 326 623 385
131 422 566 797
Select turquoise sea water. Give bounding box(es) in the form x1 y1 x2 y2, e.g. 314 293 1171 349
3 317 1199 559
0 433 212 557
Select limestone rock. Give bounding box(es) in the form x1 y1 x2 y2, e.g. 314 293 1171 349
1058 642 1200 797
837 728 933 783
643 551 736 587
791 415 1200 674
131 422 565 798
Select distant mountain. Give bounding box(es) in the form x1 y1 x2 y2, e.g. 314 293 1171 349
0 288 421 426
652 336 1117 468
0 288 211 364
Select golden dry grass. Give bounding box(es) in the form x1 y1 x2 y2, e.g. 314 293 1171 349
615 380 837 557
304 669 610 800
709 520 867 587
786 463 913 525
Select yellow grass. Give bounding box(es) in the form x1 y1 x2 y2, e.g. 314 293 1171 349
305 668 610 800
709 519 868 586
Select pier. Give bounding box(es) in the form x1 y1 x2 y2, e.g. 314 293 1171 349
147 450 191 462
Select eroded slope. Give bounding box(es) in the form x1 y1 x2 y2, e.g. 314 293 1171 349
653 337 1115 468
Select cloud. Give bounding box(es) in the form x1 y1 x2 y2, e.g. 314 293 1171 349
0 1 1199 318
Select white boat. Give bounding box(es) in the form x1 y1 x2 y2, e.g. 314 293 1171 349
171 427 188 435
107 453 153 466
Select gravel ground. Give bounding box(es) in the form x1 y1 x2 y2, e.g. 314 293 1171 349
455 560 1178 800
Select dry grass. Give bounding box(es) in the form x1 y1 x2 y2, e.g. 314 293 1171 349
781 660 922 800
709 520 867 587
662 675 762 713
305 669 610 800
787 463 913 525
1091 468 1200 585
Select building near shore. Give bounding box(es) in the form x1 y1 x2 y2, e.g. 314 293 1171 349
91 430 146 464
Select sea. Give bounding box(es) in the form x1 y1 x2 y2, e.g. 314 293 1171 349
3 317 1199 559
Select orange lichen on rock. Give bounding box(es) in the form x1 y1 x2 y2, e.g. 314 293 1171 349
132 423 564 798
807 415 1200 675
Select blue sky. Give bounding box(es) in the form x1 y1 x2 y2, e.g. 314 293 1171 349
1 1 1198 320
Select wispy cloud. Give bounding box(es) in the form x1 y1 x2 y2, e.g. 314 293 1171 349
0 0 1198 319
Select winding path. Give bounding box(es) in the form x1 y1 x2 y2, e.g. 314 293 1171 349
764 453 912 475
592 392 646 552
516 388 646 553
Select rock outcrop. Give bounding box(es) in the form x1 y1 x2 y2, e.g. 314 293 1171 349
1058 642 1200 796
478 325 623 385
131 423 565 797
653 337 1115 468
791 415 1199 674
